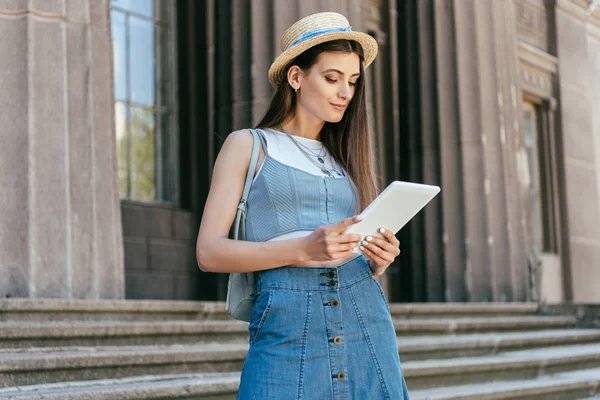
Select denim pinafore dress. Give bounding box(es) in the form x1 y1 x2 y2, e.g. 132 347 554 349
237 129 410 399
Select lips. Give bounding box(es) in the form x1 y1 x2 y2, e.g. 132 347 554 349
331 103 346 111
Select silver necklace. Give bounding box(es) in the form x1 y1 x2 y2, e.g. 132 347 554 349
293 138 328 162
277 123 343 178
276 124 327 162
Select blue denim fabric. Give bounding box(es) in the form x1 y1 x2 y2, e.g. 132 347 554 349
237 255 410 399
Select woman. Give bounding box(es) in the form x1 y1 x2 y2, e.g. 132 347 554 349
196 12 410 400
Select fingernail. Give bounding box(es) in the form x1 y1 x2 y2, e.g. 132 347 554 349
366 236 373 242
379 228 385 234
359 245 365 251
356 215 364 221
361 240 369 246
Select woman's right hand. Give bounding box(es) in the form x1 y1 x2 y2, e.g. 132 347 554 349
301 215 364 263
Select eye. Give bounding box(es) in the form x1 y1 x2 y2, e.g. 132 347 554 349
325 77 337 83
349 81 357 87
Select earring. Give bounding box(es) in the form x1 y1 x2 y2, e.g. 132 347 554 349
294 87 298 93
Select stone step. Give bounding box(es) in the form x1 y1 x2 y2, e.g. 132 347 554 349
0 344 248 387
410 367 600 399
0 300 538 323
403 343 600 390
389 302 538 318
398 329 600 361
3 331 600 388
0 315 575 348
0 372 240 400
0 299 230 322
393 315 576 335
3 329 597 387
1 367 599 400
0 321 249 349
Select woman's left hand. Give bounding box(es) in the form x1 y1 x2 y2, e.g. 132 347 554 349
359 227 401 277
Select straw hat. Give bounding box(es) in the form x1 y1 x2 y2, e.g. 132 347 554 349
268 12 379 88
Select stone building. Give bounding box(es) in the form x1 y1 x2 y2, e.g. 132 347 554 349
1 0 599 304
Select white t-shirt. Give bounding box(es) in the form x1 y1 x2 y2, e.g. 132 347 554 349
255 128 347 242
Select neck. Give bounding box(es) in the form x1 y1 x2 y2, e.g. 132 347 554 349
280 108 325 141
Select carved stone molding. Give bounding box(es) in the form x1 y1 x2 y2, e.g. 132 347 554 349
516 0 549 51
555 0 600 27
518 41 558 98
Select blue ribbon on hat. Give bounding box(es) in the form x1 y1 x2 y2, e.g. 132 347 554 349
289 26 353 48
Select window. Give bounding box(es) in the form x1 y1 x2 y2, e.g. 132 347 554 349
522 101 559 254
110 0 179 203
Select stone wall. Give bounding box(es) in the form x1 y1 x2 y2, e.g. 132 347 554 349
0 0 124 299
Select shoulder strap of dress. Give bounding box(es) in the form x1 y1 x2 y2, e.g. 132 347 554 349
253 128 269 155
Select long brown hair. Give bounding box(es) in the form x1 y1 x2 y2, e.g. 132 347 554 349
255 39 378 212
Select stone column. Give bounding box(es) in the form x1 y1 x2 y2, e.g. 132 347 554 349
555 0 600 302
0 0 124 299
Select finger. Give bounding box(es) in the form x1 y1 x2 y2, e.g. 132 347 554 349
361 236 400 257
328 215 363 234
378 227 399 245
330 233 362 244
360 246 387 271
330 242 359 253
360 241 395 263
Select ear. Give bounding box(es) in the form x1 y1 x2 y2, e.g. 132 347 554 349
286 65 302 90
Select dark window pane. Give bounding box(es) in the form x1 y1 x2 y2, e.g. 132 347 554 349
130 106 156 201
111 0 153 18
129 16 155 106
110 10 127 101
156 24 170 107
159 111 175 202
115 102 129 197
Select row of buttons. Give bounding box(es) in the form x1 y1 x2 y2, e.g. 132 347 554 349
322 271 345 382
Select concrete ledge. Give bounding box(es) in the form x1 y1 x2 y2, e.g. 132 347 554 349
398 329 600 361
0 372 240 400
0 344 248 387
2 329 600 386
0 299 229 322
0 300 542 322
403 343 600 390
540 303 600 329
0 321 249 348
389 302 538 318
394 316 576 335
411 367 600 399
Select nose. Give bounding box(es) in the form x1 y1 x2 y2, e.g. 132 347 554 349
339 83 352 99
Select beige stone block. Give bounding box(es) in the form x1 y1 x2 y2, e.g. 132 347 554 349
66 0 88 22
569 241 600 303
538 253 564 304
67 22 94 299
0 0 26 11
560 85 595 163
0 18 29 298
89 0 123 299
564 164 600 240
29 17 69 298
556 10 589 90
29 0 64 15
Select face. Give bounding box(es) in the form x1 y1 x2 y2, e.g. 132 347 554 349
296 51 361 123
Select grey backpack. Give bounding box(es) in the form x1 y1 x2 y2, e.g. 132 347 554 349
225 129 261 322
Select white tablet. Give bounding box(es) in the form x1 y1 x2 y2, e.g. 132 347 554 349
344 181 440 253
